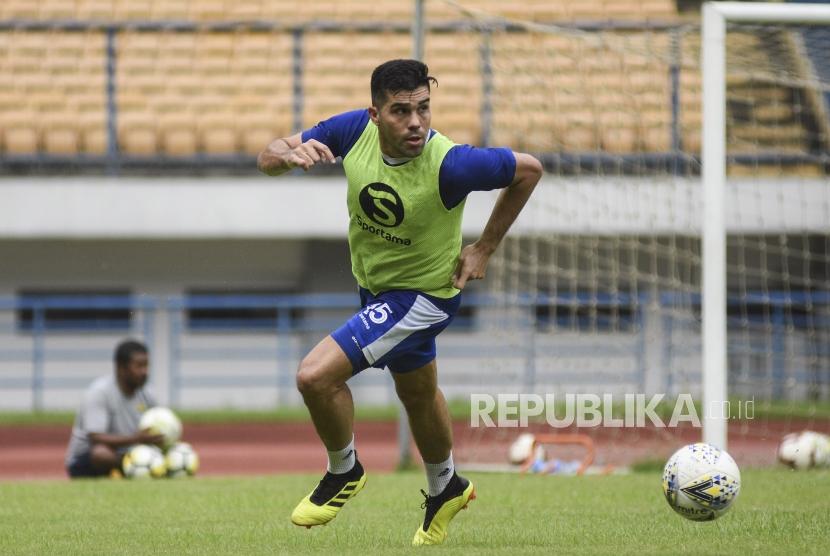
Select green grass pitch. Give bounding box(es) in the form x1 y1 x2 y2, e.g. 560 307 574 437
1 469 828 555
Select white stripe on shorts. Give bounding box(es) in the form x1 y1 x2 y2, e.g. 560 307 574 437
361 295 449 365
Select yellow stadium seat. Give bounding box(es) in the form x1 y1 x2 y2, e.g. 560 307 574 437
567 1 607 20
119 32 161 56
0 91 26 112
188 1 226 21
67 92 106 115
149 92 193 116
226 0 266 20
114 0 153 20
118 112 158 155
117 55 160 77
4 128 39 154
241 128 279 156
198 111 239 154
75 0 115 19
119 73 166 96
44 121 81 155
642 123 672 152
79 111 108 155
601 126 638 153
39 0 78 19
2 0 39 19
641 0 678 18
527 2 570 21
151 0 189 20
3 109 39 154
163 129 199 156
682 129 701 154
603 1 644 20
203 130 240 155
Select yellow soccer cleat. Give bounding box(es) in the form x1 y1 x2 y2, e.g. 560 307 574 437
291 459 366 528
412 473 476 546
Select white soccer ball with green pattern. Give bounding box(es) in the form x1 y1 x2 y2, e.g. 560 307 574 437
165 442 200 478
122 444 167 479
662 443 741 521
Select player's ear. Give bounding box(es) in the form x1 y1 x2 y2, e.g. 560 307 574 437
368 106 379 125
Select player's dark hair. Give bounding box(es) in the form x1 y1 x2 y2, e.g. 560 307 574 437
115 339 148 368
371 59 437 107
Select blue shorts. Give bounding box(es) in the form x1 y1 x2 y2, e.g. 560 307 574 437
331 288 461 374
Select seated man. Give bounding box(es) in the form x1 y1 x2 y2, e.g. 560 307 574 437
65 339 163 478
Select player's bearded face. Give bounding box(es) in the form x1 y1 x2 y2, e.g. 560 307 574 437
372 86 431 158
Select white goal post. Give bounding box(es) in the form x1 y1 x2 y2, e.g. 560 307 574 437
702 1 830 449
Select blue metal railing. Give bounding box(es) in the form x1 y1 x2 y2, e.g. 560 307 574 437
0 291 828 410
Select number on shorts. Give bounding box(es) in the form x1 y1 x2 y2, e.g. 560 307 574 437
364 302 392 324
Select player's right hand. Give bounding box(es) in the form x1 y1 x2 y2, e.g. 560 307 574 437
286 139 336 171
136 429 165 448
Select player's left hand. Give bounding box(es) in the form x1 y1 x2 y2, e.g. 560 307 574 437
453 242 495 289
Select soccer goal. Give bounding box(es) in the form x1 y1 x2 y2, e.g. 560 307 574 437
700 0 830 449
413 0 830 471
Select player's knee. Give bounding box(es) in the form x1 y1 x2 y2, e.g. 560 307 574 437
396 380 437 410
296 356 330 398
90 444 118 470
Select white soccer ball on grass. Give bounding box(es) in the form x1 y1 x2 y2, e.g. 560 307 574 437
165 442 200 478
662 442 741 521
778 431 830 470
122 444 167 479
508 433 547 466
508 433 537 465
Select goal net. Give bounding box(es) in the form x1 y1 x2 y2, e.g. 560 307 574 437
425 1 830 472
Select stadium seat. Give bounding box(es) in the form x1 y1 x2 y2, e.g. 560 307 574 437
199 118 239 154
3 108 40 154
114 0 154 20
162 130 200 157
241 124 285 156
642 123 672 152
151 0 189 20
78 111 109 155
39 0 78 19
118 112 158 155
44 119 81 155
225 0 267 20
75 0 116 19
188 1 226 21
1 0 40 19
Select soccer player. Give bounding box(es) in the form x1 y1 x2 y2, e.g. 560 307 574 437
257 59 541 545
64 339 164 478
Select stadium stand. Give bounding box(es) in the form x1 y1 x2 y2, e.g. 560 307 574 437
0 1 679 23
489 32 673 153
0 0 826 174
0 30 107 155
682 28 828 175
116 30 294 156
